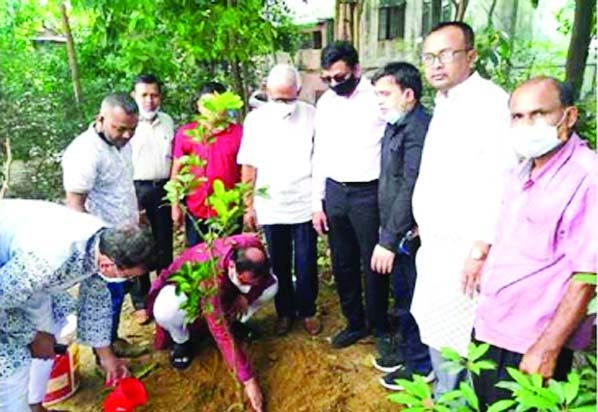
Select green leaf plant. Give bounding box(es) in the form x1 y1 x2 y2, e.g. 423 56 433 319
163 91 261 324
388 342 597 412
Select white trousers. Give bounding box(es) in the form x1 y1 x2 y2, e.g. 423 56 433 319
0 365 29 412
28 314 77 404
153 284 275 344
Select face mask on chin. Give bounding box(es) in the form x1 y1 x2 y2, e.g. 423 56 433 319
228 268 251 294
511 113 567 159
139 109 159 121
331 74 360 97
381 108 405 125
97 272 129 283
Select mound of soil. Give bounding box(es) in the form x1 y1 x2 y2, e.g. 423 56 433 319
55 282 398 412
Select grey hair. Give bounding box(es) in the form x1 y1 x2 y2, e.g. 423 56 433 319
100 93 139 116
266 63 302 90
98 225 157 270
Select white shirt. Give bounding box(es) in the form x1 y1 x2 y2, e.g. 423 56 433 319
238 101 315 224
311 78 386 211
62 124 138 226
130 112 175 180
411 72 517 356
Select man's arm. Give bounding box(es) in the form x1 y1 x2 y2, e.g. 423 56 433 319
65 192 88 213
519 277 595 379
241 165 257 231
372 120 426 275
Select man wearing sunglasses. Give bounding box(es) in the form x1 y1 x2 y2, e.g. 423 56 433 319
312 41 388 349
410 21 516 397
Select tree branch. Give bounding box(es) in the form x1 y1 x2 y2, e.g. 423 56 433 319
0 138 12 199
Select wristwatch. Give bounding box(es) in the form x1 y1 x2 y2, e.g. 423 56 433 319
469 246 487 261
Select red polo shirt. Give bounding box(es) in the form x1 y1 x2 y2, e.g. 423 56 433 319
173 122 242 219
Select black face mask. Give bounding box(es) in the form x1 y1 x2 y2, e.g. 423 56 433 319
331 74 360 97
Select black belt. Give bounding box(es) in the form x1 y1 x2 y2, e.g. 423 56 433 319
328 178 378 188
134 179 168 187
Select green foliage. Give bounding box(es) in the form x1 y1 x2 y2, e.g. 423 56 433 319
388 343 597 412
163 91 260 324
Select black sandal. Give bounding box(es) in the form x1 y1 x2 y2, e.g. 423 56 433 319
170 341 194 370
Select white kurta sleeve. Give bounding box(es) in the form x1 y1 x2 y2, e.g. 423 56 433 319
311 104 327 212
237 111 259 167
76 275 112 347
472 99 517 244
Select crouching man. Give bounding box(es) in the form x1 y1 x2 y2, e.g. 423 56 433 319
149 234 277 412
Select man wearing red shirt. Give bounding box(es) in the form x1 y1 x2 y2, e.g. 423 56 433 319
170 82 243 246
149 234 277 412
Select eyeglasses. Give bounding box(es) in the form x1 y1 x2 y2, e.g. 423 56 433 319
421 49 471 66
320 72 351 84
270 97 298 104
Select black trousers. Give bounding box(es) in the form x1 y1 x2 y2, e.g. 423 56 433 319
472 338 574 411
325 178 390 335
130 180 174 310
263 222 318 318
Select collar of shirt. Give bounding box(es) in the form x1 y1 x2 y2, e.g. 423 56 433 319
435 71 482 104
518 133 581 189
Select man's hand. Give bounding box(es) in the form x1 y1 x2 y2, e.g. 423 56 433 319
244 207 257 232
171 204 184 228
96 347 129 386
230 295 249 320
244 377 264 412
461 258 485 298
138 209 150 226
312 211 328 236
371 244 395 274
461 242 490 298
29 331 56 359
519 340 560 380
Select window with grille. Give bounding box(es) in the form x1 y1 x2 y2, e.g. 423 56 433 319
378 0 406 41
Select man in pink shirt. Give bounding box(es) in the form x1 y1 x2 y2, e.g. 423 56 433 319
472 77 597 410
148 234 277 412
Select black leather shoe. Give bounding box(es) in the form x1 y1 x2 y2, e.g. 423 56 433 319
331 327 369 349
170 341 194 370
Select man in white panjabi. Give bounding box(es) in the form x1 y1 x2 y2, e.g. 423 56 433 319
411 21 516 397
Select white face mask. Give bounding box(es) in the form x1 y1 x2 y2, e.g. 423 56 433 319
381 108 404 125
511 114 566 159
269 101 296 119
97 272 129 283
139 109 159 121
228 268 251 294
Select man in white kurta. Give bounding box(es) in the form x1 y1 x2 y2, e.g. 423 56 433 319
411 22 515 397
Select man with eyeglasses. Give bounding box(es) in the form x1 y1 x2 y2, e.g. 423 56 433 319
238 63 321 337
410 21 516 396
471 77 596 411
312 41 388 349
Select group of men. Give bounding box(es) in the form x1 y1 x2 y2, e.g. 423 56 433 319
0 18 595 412
241 19 596 411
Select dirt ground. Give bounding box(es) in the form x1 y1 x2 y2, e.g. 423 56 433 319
54 281 400 412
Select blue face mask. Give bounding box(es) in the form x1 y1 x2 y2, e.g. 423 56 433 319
381 108 404 125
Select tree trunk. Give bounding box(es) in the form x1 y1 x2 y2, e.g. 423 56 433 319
565 0 595 98
60 3 83 105
455 0 469 21
0 138 12 199
487 0 499 26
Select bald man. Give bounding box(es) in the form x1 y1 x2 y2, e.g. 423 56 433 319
472 77 597 410
238 63 320 337
149 234 278 412
62 93 141 357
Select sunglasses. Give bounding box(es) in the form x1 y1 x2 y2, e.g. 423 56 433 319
320 72 351 84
